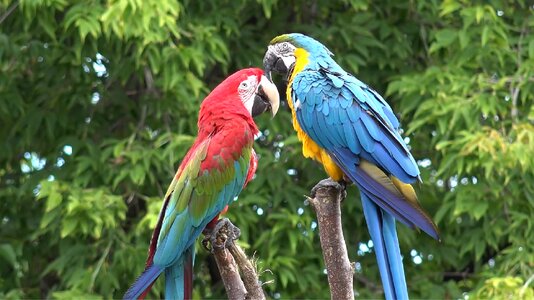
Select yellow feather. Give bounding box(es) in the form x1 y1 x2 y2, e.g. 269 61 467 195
390 176 419 205
359 160 404 198
286 48 344 181
320 151 344 181
359 160 421 206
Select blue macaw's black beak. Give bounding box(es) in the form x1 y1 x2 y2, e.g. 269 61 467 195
263 49 289 81
252 75 280 118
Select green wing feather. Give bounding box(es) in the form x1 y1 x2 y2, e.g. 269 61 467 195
151 133 253 267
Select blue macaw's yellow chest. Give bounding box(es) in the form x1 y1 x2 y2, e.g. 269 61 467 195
287 48 344 181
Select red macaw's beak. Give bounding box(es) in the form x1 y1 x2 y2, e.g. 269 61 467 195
252 75 280 118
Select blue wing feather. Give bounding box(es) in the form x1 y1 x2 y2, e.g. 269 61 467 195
293 70 419 183
322 99 329 115
346 105 360 122
343 123 361 154
314 110 334 147
360 111 382 141
126 133 252 299
329 147 438 238
123 265 164 300
293 70 439 239
355 119 375 153
288 41 440 300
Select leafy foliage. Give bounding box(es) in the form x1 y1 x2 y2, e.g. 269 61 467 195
0 0 532 299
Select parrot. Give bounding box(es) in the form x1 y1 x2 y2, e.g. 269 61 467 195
263 33 439 300
123 68 279 300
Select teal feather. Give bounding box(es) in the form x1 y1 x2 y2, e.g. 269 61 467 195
343 122 361 154
355 119 374 152
322 99 330 115
361 193 408 300
138 135 252 298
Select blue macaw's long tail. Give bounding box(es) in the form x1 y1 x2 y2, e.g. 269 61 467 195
164 248 194 300
123 264 164 300
361 192 408 300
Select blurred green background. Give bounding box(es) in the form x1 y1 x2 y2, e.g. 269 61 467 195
1 0 533 299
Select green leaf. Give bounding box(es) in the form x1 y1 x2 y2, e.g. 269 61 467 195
440 0 462 16
475 6 484 23
45 190 62 212
0 244 17 267
61 219 78 238
481 27 490 46
472 201 489 220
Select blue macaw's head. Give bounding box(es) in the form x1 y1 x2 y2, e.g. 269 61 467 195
271 33 333 56
263 33 334 80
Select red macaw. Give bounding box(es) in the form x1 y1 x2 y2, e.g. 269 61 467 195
124 68 279 300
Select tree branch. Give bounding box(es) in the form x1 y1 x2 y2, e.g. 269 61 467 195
212 248 246 299
0 0 18 25
205 220 246 300
354 275 382 294
204 218 266 300
307 178 354 300
227 242 265 300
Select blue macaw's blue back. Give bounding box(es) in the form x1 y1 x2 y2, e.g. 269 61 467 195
282 33 439 300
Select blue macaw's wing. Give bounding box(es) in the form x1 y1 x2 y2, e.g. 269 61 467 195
150 129 253 268
292 69 439 239
293 70 418 182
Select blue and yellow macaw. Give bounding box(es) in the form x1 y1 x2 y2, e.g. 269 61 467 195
263 33 439 299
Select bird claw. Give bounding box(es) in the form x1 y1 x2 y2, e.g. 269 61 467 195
201 234 211 251
204 218 241 252
310 178 347 201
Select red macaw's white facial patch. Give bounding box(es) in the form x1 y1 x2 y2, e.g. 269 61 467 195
238 75 260 115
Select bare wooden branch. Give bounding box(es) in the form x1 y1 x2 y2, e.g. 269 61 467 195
0 0 19 24
204 218 266 300
212 247 246 300
227 242 266 300
308 178 354 300
206 220 246 300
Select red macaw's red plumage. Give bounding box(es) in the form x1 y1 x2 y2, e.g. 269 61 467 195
124 68 279 300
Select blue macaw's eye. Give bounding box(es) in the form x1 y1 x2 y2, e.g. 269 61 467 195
276 42 290 54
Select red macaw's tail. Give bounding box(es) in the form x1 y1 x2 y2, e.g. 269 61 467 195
164 248 194 300
123 249 194 300
123 264 164 300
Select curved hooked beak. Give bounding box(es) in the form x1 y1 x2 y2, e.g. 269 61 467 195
252 75 280 118
263 46 295 81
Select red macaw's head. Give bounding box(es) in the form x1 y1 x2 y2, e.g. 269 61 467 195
200 68 280 119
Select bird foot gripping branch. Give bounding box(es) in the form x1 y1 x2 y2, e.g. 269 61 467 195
310 178 348 201
202 218 266 300
202 218 241 251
